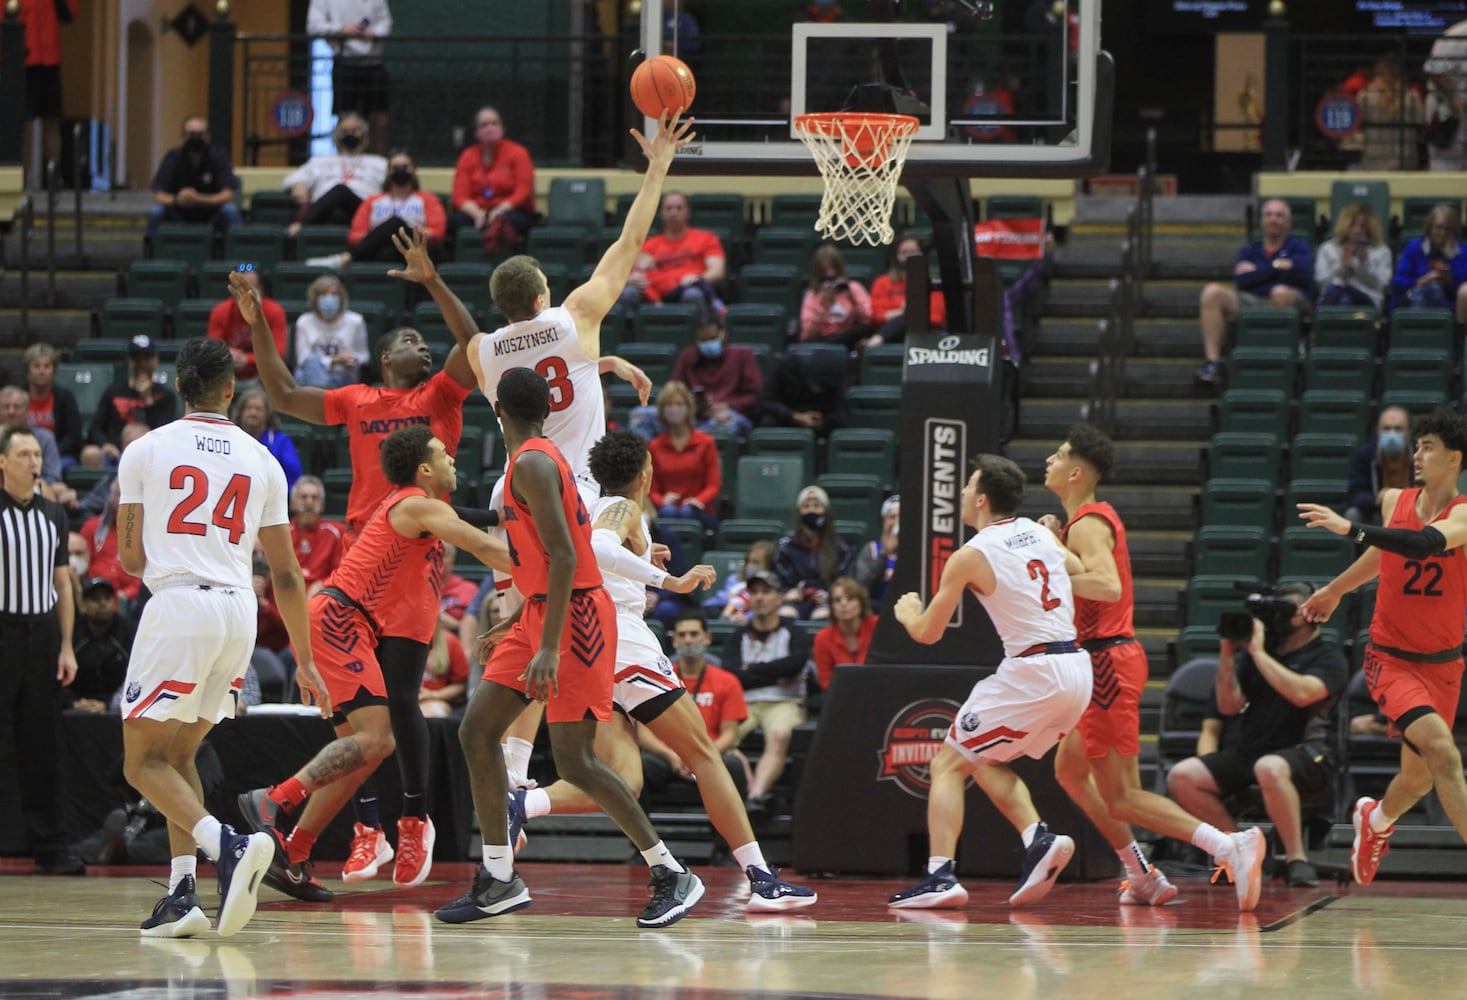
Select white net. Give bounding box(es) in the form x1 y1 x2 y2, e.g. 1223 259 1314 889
793 113 920 247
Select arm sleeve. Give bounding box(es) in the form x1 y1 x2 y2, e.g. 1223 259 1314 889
1353 521 1448 559
591 528 669 588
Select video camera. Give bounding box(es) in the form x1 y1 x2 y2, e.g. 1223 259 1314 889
1216 582 1302 643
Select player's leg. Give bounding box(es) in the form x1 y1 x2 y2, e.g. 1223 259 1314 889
537 715 643 815
888 744 973 909
502 699 544 789
1054 730 1135 852
377 636 431 817
1164 750 1266 909
136 717 213 939
1164 756 1238 831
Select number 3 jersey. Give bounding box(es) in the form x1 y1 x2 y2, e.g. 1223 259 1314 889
965 515 1078 657
1371 487 1467 655
117 413 289 592
476 305 606 495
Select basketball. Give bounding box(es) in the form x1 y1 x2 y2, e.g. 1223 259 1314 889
630 55 696 120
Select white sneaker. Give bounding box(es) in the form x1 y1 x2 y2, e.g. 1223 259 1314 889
1214 828 1265 912
1119 864 1179 905
305 252 351 271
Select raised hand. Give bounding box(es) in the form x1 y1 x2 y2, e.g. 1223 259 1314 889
387 226 437 285
630 109 696 169
229 271 264 326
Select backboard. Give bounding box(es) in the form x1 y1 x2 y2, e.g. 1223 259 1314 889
641 0 1110 178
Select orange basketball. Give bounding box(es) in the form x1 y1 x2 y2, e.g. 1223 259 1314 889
630 55 696 120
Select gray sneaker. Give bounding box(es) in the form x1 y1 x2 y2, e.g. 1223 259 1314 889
434 867 531 923
637 866 705 928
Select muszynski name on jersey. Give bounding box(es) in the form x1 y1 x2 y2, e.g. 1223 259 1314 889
493 325 559 356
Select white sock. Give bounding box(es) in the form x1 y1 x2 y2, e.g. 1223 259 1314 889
481 842 513 882
1116 841 1148 879
1020 822 1039 848
1370 805 1396 834
641 840 686 873
732 842 768 873
504 738 534 779
524 787 552 820
1190 822 1234 859
192 816 223 861
927 855 953 875
169 855 197 894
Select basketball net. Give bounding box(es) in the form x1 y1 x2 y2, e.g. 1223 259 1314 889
793 113 920 246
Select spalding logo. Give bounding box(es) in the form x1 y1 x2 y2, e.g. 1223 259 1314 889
938 335 961 351
876 697 961 798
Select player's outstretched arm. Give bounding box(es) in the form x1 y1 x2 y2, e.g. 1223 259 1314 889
564 112 695 349
396 495 512 574
230 271 327 424
388 226 482 390
893 547 992 645
258 523 332 718
598 356 653 406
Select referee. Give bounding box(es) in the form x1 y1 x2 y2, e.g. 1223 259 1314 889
0 425 83 875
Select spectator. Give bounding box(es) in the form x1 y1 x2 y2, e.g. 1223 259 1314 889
863 233 946 348
852 494 899 610
797 0 848 22
1195 198 1314 386
450 105 536 253
1345 406 1412 525
437 545 481 633
78 480 140 604
282 111 387 236
66 530 89 582
75 423 148 517
82 340 176 467
231 387 303 492
811 576 876 692
418 620 469 719
664 322 762 441
208 265 288 383
774 484 853 620
798 244 874 346
0 385 69 504
307 1 394 154
616 192 726 334
708 538 778 622
308 154 446 271
721 569 812 812
646 381 721 533
1423 18 1467 172
1166 582 1348 889
67 577 134 713
1389 203 1467 320
757 347 848 433
293 275 368 389
145 115 242 240
1356 58 1424 171
645 501 698 632
23 344 83 467
17 0 76 183
1314 201 1393 312
289 474 345 594
641 610 752 803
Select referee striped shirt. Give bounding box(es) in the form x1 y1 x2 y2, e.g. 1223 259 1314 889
0 491 67 615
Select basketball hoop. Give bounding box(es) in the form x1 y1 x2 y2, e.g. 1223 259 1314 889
793 112 920 246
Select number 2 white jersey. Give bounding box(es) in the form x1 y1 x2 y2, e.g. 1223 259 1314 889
117 413 289 592
590 495 654 616
477 305 606 494
966 516 1078 657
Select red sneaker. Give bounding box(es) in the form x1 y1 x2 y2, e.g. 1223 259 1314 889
1351 797 1392 885
342 823 393 883
394 816 436 888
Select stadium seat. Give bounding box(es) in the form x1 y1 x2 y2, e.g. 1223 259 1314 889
272 263 332 302
846 385 903 435
344 265 408 314
618 342 678 385
715 518 787 550
816 473 884 532
1298 390 1369 438
1290 433 1356 481
151 223 213 270
688 193 746 234
1383 347 1451 398
1191 525 1271 579
56 362 114 417
826 428 897 490
546 177 606 234
752 227 817 269
1279 526 1356 580
1380 388 1448 417
1233 308 1301 350
1388 308 1454 352
250 190 298 226
736 263 803 316
224 225 287 272
702 549 747 587
1225 346 1295 395
659 517 706 564
197 261 248 301
1329 180 1390 237
295 225 350 262
172 298 217 340
859 344 906 386
734 455 806 528
1304 346 1374 394
1199 478 1274 532
747 427 816 484
1186 575 1256 630
1309 306 1378 351
435 262 495 316
769 193 824 228
99 298 166 341
1205 432 1282 487
632 302 699 346
125 260 190 309
724 302 789 353
1216 389 1289 437
1401 196 1462 240
527 225 594 273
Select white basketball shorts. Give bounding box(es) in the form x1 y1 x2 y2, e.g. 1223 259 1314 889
121 584 256 724
611 612 683 716
945 650 1093 764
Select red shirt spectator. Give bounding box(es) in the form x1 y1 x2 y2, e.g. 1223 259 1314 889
439 571 480 628
19 0 74 67
813 613 877 690
451 137 535 217
678 662 748 741
208 269 287 381
648 428 721 509
869 273 946 329
292 518 345 587
421 631 470 692
80 514 141 602
640 228 726 301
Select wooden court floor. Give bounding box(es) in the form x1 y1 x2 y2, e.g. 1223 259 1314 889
3 859 1466 999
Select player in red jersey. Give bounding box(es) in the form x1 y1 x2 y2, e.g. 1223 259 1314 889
435 367 703 929
1299 407 1467 885
237 424 510 900
1043 424 1265 911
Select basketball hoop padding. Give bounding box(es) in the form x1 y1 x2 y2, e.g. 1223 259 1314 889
793 113 920 246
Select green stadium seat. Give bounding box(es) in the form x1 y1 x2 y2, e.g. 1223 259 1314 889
1290 433 1356 481
172 298 217 340
702 549 747 588
859 344 905 386
56 362 115 417
273 263 332 303
125 260 190 309
411 302 455 359
660 516 706 564
546 177 606 234
295 225 350 262
632 302 699 347
1282 477 1348 514
151 223 213 270
769 193 823 229
72 338 132 365
752 227 817 269
224 224 287 272
1200 478 1274 532
1383 348 1451 398
198 261 249 301
715 518 787 550
816 472 884 531
1173 625 1224 669
1387 309 1454 352
1186 574 1258 630
736 263 803 316
344 265 408 314
250 189 299 226
63 464 111 493
724 302 789 353
1380 388 1448 417
1279 526 1356 580
708 427 740 499
527 225 594 273
99 298 166 341
1191 525 1271 578
618 342 678 385
1329 180 1391 236
1233 308 1302 349
322 469 354 518
1206 432 1282 488
355 300 390 345
1304 346 1374 394
1225 346 1295 395
1310 306 1378 350
747 427 816 484
846 385 903 435
826 428 897 491
1401 196 1462 240
1216 389 1289 437
1297 390 1369 438
435 262 495 316
734 455 806 527
688 192 746 233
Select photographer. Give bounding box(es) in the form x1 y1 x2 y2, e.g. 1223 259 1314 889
1166 582 1348 888
1346 406 1412 526
1314 202 1394 312
798 244 873 347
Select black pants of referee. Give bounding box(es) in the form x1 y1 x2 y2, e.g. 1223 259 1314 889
0 614 66 861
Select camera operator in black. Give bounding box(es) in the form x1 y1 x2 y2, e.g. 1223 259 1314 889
1166 581 1349 888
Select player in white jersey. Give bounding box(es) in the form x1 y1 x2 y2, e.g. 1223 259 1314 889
887 454 1094 910
490 430 817 909
115 337 331 940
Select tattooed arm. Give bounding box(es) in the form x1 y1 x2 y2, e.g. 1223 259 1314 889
117 503 146 578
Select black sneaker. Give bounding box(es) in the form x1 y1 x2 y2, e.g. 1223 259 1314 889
889 861 969 909
1009 824 1074 906
746 866 818 912
140 874 211 939
1193 360 1220 386
434 867 532 923
237 788 286 846
262 856 335 903
215 825 274 937
637 865 705 928
1285 859 1319 888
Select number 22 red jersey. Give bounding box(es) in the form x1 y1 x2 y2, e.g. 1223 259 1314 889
501 437 604 598
1061 501 1135 641
1371 488 1467 655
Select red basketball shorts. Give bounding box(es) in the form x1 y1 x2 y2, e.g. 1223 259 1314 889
482 587 616 724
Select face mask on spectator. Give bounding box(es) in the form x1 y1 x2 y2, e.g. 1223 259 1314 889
390 166 414 185
339 132 363 151
184 132 207 154
1378 430 1406 457
801 512 826 530
69 556 89 576
697 339 724 359
677 641 708 660
317 294 342 319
